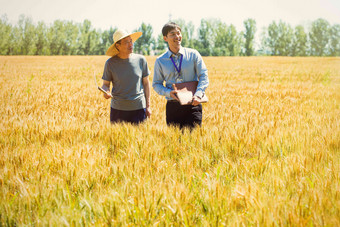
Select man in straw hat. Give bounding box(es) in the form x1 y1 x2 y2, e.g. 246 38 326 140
101 29 151 124
152 22 209 129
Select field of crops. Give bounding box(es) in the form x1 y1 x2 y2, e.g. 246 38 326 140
0 56 339 226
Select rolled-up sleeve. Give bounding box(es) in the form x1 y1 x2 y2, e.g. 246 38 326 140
194 51 209 98
152 59 172 98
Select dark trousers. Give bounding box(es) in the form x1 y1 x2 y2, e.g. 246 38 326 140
166 101 202 129
110 107 146 124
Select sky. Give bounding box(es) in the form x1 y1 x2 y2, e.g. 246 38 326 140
1 0 340 38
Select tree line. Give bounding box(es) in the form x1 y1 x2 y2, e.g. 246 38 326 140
0 14 339 56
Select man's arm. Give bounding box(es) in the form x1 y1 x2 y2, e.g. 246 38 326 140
152 60 173 98
192 50 209 105
101 80 112 99
142 76 151 117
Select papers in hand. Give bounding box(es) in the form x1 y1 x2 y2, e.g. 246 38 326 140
94 72 112 98
172 81 208 105
98 86 108 94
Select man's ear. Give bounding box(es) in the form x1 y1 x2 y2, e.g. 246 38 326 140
163 36 168 43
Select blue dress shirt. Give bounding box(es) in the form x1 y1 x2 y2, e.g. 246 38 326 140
152 47 209 100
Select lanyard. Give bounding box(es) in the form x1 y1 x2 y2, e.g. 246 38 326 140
170 54 183 74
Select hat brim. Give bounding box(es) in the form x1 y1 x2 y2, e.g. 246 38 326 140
106 31 142 56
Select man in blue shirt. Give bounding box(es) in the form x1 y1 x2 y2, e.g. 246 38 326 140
153 22 209 129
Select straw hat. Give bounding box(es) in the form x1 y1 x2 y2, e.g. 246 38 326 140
106 29 142 56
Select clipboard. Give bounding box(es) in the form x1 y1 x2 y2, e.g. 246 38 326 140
172 81 208 105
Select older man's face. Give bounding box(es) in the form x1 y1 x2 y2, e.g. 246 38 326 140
116 36 133 54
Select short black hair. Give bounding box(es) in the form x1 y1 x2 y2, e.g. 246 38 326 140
162 22 181 37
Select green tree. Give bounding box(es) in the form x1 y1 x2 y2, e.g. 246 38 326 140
291 25 308 56
89 30 102 55
243 18 256 56
212 20 228 56
328 24 340 56
134 22 154 55
35 21 47 55
265 20 293 56
47 20 68 55
184 21 195 48
226 24 242 56
278 21 293 56
266 21 279 55
63 21 79 55
18 15 36 55
258 28 270 55
8 25 22 55
78 19 96 55
309 18 330 56
197 18 216 56
155 33 167 54
0 15 12 55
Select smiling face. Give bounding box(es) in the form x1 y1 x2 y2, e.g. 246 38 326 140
163 27 182 53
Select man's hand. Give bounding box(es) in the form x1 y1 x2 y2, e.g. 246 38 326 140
170 90 179 101
103 91 112 99
145 107 152 118
192 96 201 106
102 80 112 99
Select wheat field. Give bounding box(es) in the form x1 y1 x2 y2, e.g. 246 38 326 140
0 56 339 226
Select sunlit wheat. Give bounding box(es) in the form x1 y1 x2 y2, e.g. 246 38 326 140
0 56 339 226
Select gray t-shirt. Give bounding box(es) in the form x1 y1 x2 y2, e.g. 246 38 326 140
102 54 150 111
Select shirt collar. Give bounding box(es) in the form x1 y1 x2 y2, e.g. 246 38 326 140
167 46 184 58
